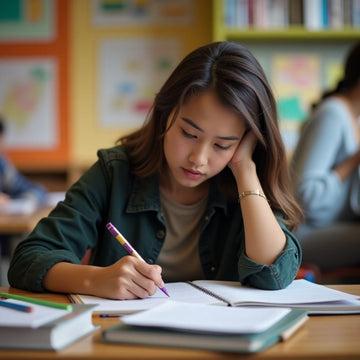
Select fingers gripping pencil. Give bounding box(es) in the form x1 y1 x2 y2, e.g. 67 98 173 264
106 222 169 297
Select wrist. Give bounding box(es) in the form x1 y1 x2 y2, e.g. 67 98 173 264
231 164 263 194
230 159 256 180
81 265 104 296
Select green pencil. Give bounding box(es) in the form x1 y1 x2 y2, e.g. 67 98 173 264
0 293 73 311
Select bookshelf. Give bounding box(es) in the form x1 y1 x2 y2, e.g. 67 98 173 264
213 0 360 41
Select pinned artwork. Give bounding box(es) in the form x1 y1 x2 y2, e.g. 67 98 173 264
98 38 180 128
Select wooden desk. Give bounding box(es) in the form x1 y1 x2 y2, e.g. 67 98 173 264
0 206 53 285
0 285 359 360
0 206 51 235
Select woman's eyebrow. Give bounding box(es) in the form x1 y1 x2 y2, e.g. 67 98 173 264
182 117 203 132
181 117 240 141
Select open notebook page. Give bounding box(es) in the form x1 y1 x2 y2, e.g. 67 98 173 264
71 282 222 315
192 279 360 305
71 279 360 315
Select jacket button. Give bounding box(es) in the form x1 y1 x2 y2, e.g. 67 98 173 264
210 266 216 272
156 230 165 239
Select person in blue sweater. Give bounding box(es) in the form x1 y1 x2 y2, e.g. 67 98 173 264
0 116 47 213
8 42 302 299
291 41 360 272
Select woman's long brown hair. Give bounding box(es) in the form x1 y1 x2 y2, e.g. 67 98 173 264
118 41 303 230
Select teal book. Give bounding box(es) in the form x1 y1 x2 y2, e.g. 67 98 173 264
102 301 308 353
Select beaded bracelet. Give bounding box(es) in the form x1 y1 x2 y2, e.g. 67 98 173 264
238 189 268 203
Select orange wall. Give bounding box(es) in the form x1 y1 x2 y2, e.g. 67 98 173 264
0 0 70 169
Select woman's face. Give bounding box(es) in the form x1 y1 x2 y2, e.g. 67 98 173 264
163 90 247 193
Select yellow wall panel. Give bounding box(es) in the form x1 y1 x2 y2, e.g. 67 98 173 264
70 0 212 169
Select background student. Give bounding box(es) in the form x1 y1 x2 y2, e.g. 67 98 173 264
0 115 48 285
0 115 48 213
291 41 360 273
8 42 302 299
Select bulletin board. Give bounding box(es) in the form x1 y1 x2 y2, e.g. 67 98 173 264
0 0 69 169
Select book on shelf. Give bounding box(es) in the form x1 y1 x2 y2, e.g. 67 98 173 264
328 0 345 28
70 279 360 316
344 0 353 26
289 0 303 25
102 301 308 353
0 298 98 351
353 0 360 26
302 0 324 29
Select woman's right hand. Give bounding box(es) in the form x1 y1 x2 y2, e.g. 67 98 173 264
90 256 165 300
43 256 165 300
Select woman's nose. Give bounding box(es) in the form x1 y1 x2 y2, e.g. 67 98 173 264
189 144 208 167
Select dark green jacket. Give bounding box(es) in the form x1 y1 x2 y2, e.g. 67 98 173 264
8 146 301 292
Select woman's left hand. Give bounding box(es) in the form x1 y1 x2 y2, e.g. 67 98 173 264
228 131 257 177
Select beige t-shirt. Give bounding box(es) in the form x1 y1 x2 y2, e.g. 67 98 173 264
157 191 207 282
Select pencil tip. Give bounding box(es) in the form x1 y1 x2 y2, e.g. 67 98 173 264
161 287 170 297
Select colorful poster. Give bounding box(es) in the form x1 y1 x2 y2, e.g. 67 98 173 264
272 54 321 153
0 59 58 149
0 0 54 42
92 0 193 26
98 38 180 128
272 54 321 118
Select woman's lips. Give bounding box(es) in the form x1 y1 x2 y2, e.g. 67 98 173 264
182 168 204 180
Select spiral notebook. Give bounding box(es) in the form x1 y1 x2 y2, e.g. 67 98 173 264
70 279 360 315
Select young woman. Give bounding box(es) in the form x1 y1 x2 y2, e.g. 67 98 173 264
8 42 302 299
291 41 360 272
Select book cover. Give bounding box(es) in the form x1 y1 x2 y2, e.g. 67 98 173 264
0 300 99 351
303 0 323 29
